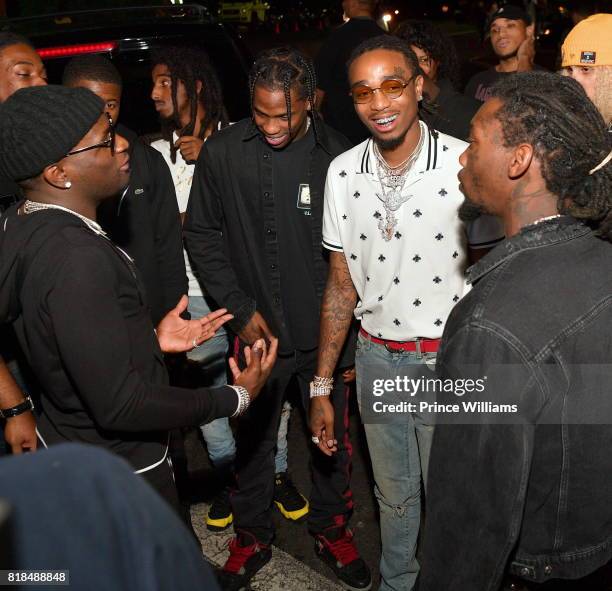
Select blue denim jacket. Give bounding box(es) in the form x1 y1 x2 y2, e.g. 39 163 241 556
420 217 612 590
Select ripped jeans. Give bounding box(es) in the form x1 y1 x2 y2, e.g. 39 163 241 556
355 331 435 591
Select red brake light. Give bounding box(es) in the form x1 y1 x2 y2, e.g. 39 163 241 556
37 42 118 60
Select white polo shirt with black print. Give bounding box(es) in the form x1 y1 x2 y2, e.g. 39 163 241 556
322 121 503 341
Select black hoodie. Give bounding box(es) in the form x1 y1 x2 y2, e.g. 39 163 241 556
0 206 237 472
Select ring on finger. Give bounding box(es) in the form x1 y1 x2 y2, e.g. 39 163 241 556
311 435 320 445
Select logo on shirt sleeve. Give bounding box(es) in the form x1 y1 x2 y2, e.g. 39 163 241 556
297 184 311 215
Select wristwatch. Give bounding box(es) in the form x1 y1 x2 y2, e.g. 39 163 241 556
0 395 34 419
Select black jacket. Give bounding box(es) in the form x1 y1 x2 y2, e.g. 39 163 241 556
315 17 385 145
421 78 480 142
0 208 237 471
99 126 187 325
184 117 356 362
421 217 612 589
0 175 20 216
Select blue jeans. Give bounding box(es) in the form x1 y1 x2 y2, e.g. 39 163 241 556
189 296 289 473
188 296 235 469
355 332 435 591
274 400 292 474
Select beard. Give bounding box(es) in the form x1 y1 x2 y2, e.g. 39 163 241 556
374 128 410 151
458 197 485 222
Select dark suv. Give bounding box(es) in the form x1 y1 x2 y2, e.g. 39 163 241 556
1 3 252 134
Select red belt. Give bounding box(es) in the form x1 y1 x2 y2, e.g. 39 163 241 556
360 327 440 353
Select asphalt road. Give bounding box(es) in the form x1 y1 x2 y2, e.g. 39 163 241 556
182 383 383 589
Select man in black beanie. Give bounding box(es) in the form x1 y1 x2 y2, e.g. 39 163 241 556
0 85 277 510
63 54 188 326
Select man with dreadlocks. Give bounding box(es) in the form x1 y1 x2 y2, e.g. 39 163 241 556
150 46 229 166
148 46 302 535
184 47 372 591
419 71 612 590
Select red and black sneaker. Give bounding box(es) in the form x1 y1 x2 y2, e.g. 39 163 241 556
216 530 272 591
314 527 372 591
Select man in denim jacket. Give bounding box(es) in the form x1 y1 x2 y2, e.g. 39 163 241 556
420 71 612 590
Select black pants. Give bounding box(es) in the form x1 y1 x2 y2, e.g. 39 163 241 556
232 347 354 543
141 456 185 520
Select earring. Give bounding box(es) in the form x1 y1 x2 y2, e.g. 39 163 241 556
64 181 72 188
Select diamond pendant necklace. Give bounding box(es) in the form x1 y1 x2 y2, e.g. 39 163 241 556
374 127 424 241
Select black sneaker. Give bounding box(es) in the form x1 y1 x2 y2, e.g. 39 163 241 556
273 472 309 521
314 527 372 591
206 486 233 532
216 531 272 591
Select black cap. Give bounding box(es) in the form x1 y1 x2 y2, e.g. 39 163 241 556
487 4 532 30
0 85 104 182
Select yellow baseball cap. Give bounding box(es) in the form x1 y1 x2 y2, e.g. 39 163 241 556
562 13 612 67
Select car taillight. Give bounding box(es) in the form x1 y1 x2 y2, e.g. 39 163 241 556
37 42 118 59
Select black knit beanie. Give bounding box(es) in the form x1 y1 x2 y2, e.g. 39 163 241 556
0 85 104 181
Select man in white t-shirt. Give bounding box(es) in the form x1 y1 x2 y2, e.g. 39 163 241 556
310 36 503 591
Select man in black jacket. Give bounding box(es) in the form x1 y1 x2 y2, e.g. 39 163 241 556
184 48 371 591
0 85 277 511
315 0 384 145
0 32 47 456
395 20 480 141
420 72 612 589
63 55 187 326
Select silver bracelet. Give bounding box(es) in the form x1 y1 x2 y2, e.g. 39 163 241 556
229 386 250 417
310 375 334 398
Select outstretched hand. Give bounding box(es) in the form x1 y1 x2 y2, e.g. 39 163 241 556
157 295 233 353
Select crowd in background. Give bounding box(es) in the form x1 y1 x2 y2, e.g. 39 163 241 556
0 1 611 590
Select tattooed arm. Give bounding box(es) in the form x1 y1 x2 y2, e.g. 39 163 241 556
311 251 358 456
